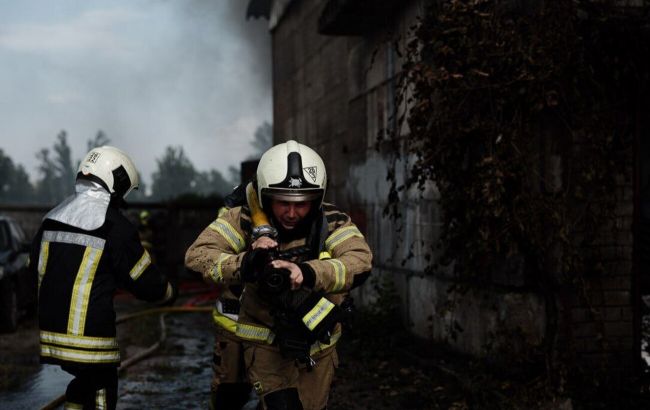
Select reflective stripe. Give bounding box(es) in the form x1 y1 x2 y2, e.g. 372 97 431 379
319 251 332 260
217 207 228 217
212 308 238 333
235 322 275 343
43 230 105 250
96 388 106 410
64 402 84 410
160 283 174 303
325 226 363 251
129 250 151 280
209 219 245 253
310 328 342 355
209 253 232 283
325 259 346 292
68 247 103 335
40 331 118 349
302 298 335 331
38 241 50 289
41 344 120 363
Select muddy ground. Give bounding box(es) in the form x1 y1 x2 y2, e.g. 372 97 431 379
3 287 650 409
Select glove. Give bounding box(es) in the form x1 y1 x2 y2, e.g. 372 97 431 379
157 277 178 306
240 248 269 282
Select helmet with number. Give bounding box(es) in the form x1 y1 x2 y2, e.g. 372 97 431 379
256 140 327 209
77 146 140 199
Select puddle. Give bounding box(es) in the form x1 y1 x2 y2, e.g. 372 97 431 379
0 365 72 410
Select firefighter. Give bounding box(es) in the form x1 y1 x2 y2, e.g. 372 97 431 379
29 146 176 410
186 183 257 410
185 140 372 410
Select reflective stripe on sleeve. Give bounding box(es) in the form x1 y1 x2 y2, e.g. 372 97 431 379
64 402 84 410
318 251 332 260
40 331 118 349
310 328 342 355
129 250 151 281
325 226 363 252
302 298 335 331
68 247 103 335
41 344 120 364
156 283 174 304
209 218 245 253
325 259 346 292
38 241 50 290
209 253 233 283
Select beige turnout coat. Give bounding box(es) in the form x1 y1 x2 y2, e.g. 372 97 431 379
185 202 373 348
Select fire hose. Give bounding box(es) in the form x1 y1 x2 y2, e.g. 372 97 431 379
39 305 212 410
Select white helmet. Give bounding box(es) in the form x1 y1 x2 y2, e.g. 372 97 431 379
77 146 139 199
256 140 327 208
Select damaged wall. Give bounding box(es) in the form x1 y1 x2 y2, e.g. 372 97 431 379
269 0 549 360
269 0 637 372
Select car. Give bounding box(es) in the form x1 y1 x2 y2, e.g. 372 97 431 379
0 215 35 332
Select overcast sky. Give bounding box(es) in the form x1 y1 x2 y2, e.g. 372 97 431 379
0 0 272 186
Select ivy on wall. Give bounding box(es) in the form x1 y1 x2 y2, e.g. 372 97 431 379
387 0 646 287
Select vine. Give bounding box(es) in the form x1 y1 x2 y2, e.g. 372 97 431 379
387 0 644 283
383 0 648 377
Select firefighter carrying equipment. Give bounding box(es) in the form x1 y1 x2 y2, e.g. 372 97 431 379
31 205 175 369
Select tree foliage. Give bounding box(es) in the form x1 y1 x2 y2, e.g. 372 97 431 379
150 146 233 200
0 149 34 203
248 121 273 159
35 131 75 203
87 130 110 152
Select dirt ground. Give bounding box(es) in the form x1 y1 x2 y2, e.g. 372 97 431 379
4 286 650 409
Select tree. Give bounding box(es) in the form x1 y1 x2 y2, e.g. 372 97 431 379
227 165 240 187
195 169 233 198
0 149 34 203
248 121 272 159
150 146 198 200
128 172 148 202
53 131 75 194
87 130 110 151
34 148 58 204
35 131 75 203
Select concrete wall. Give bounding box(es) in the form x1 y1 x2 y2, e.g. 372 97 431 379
270 0 637 369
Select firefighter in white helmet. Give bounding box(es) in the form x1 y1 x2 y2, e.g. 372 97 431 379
185 140 372 410
29 146 176 410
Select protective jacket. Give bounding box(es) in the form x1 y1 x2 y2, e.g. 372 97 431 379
30 205 174 369
184 202 372 351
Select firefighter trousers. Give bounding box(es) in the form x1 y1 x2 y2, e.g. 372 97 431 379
244 342 338 410
62 366 117 410
210 326 254 409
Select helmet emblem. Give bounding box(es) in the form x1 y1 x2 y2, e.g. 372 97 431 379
303 166 317 182
87 152 101 164
288 177 302 188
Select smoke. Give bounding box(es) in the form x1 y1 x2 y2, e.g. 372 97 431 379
0 0 273 184
170 0 272 99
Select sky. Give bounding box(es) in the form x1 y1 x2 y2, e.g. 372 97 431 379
0 0 272 187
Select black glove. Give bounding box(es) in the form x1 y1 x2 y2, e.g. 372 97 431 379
240 248 270 282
